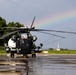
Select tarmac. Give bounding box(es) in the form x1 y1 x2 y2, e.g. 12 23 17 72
0 54 76 75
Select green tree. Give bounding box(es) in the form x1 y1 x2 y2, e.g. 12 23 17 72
0 17 25 45
7 22 24 27
0 17 7 36
49 48 54 50
15 22 24 27
0 17 6 29
0 17 7 45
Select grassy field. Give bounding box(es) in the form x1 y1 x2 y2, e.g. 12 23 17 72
0 46 6 54
0 50 6 54
42 50 76 54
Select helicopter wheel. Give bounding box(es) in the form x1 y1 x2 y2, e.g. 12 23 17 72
10 52 15 58
32 54 36 58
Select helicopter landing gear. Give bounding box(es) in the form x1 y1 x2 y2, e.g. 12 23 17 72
31 51 36 58
10 51 15 58
32 53 36 58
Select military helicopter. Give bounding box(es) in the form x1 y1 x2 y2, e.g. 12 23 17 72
0 17 76 58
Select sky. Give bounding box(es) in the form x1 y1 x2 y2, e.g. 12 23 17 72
0 0 76 49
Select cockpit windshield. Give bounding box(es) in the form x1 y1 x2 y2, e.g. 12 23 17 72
21 33 27 39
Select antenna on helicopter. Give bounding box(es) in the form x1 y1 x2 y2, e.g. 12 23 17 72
30 16 36 29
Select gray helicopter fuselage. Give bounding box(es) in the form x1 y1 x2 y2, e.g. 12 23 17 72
4 33 33 54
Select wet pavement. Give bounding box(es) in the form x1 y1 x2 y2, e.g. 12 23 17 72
28 54 76 75
0 55 28 75
0 54 76 75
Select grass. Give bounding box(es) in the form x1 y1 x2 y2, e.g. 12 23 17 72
42 50 76 54
0 46 6 54
0 50 6 54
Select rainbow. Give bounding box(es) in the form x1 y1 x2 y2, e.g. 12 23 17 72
34 9 76 28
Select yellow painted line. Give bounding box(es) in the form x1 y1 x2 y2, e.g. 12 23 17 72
0 61 26 65
0 72 20 75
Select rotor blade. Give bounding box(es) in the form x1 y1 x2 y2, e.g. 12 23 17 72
3 27 18 29
0 30 5 32
30 16 36 28
0 27 17 32
30 29 76 34
0 31 18 39
36 31 65 38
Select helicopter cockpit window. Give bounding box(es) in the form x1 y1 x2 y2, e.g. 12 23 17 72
21 34 27 39
20 34 28 44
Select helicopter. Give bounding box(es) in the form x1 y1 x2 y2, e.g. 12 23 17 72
0 17 76 58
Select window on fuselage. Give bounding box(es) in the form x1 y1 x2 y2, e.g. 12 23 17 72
20 33 28 44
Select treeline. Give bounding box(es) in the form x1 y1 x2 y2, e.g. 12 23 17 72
49 48 69 50
0 16 24 45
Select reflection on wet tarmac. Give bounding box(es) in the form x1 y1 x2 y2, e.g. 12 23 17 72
0 55 28 75
28 54 76 75
0 54 76 75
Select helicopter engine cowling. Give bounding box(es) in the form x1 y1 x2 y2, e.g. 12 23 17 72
34 43 43 53
34 46 42 53
4 38 17 53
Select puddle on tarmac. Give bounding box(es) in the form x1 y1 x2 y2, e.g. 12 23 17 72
28 56 76 75
0 55 76 75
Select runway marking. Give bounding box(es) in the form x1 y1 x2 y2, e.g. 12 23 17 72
0 55 29 75
0 72 21 75
0 61 26 65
